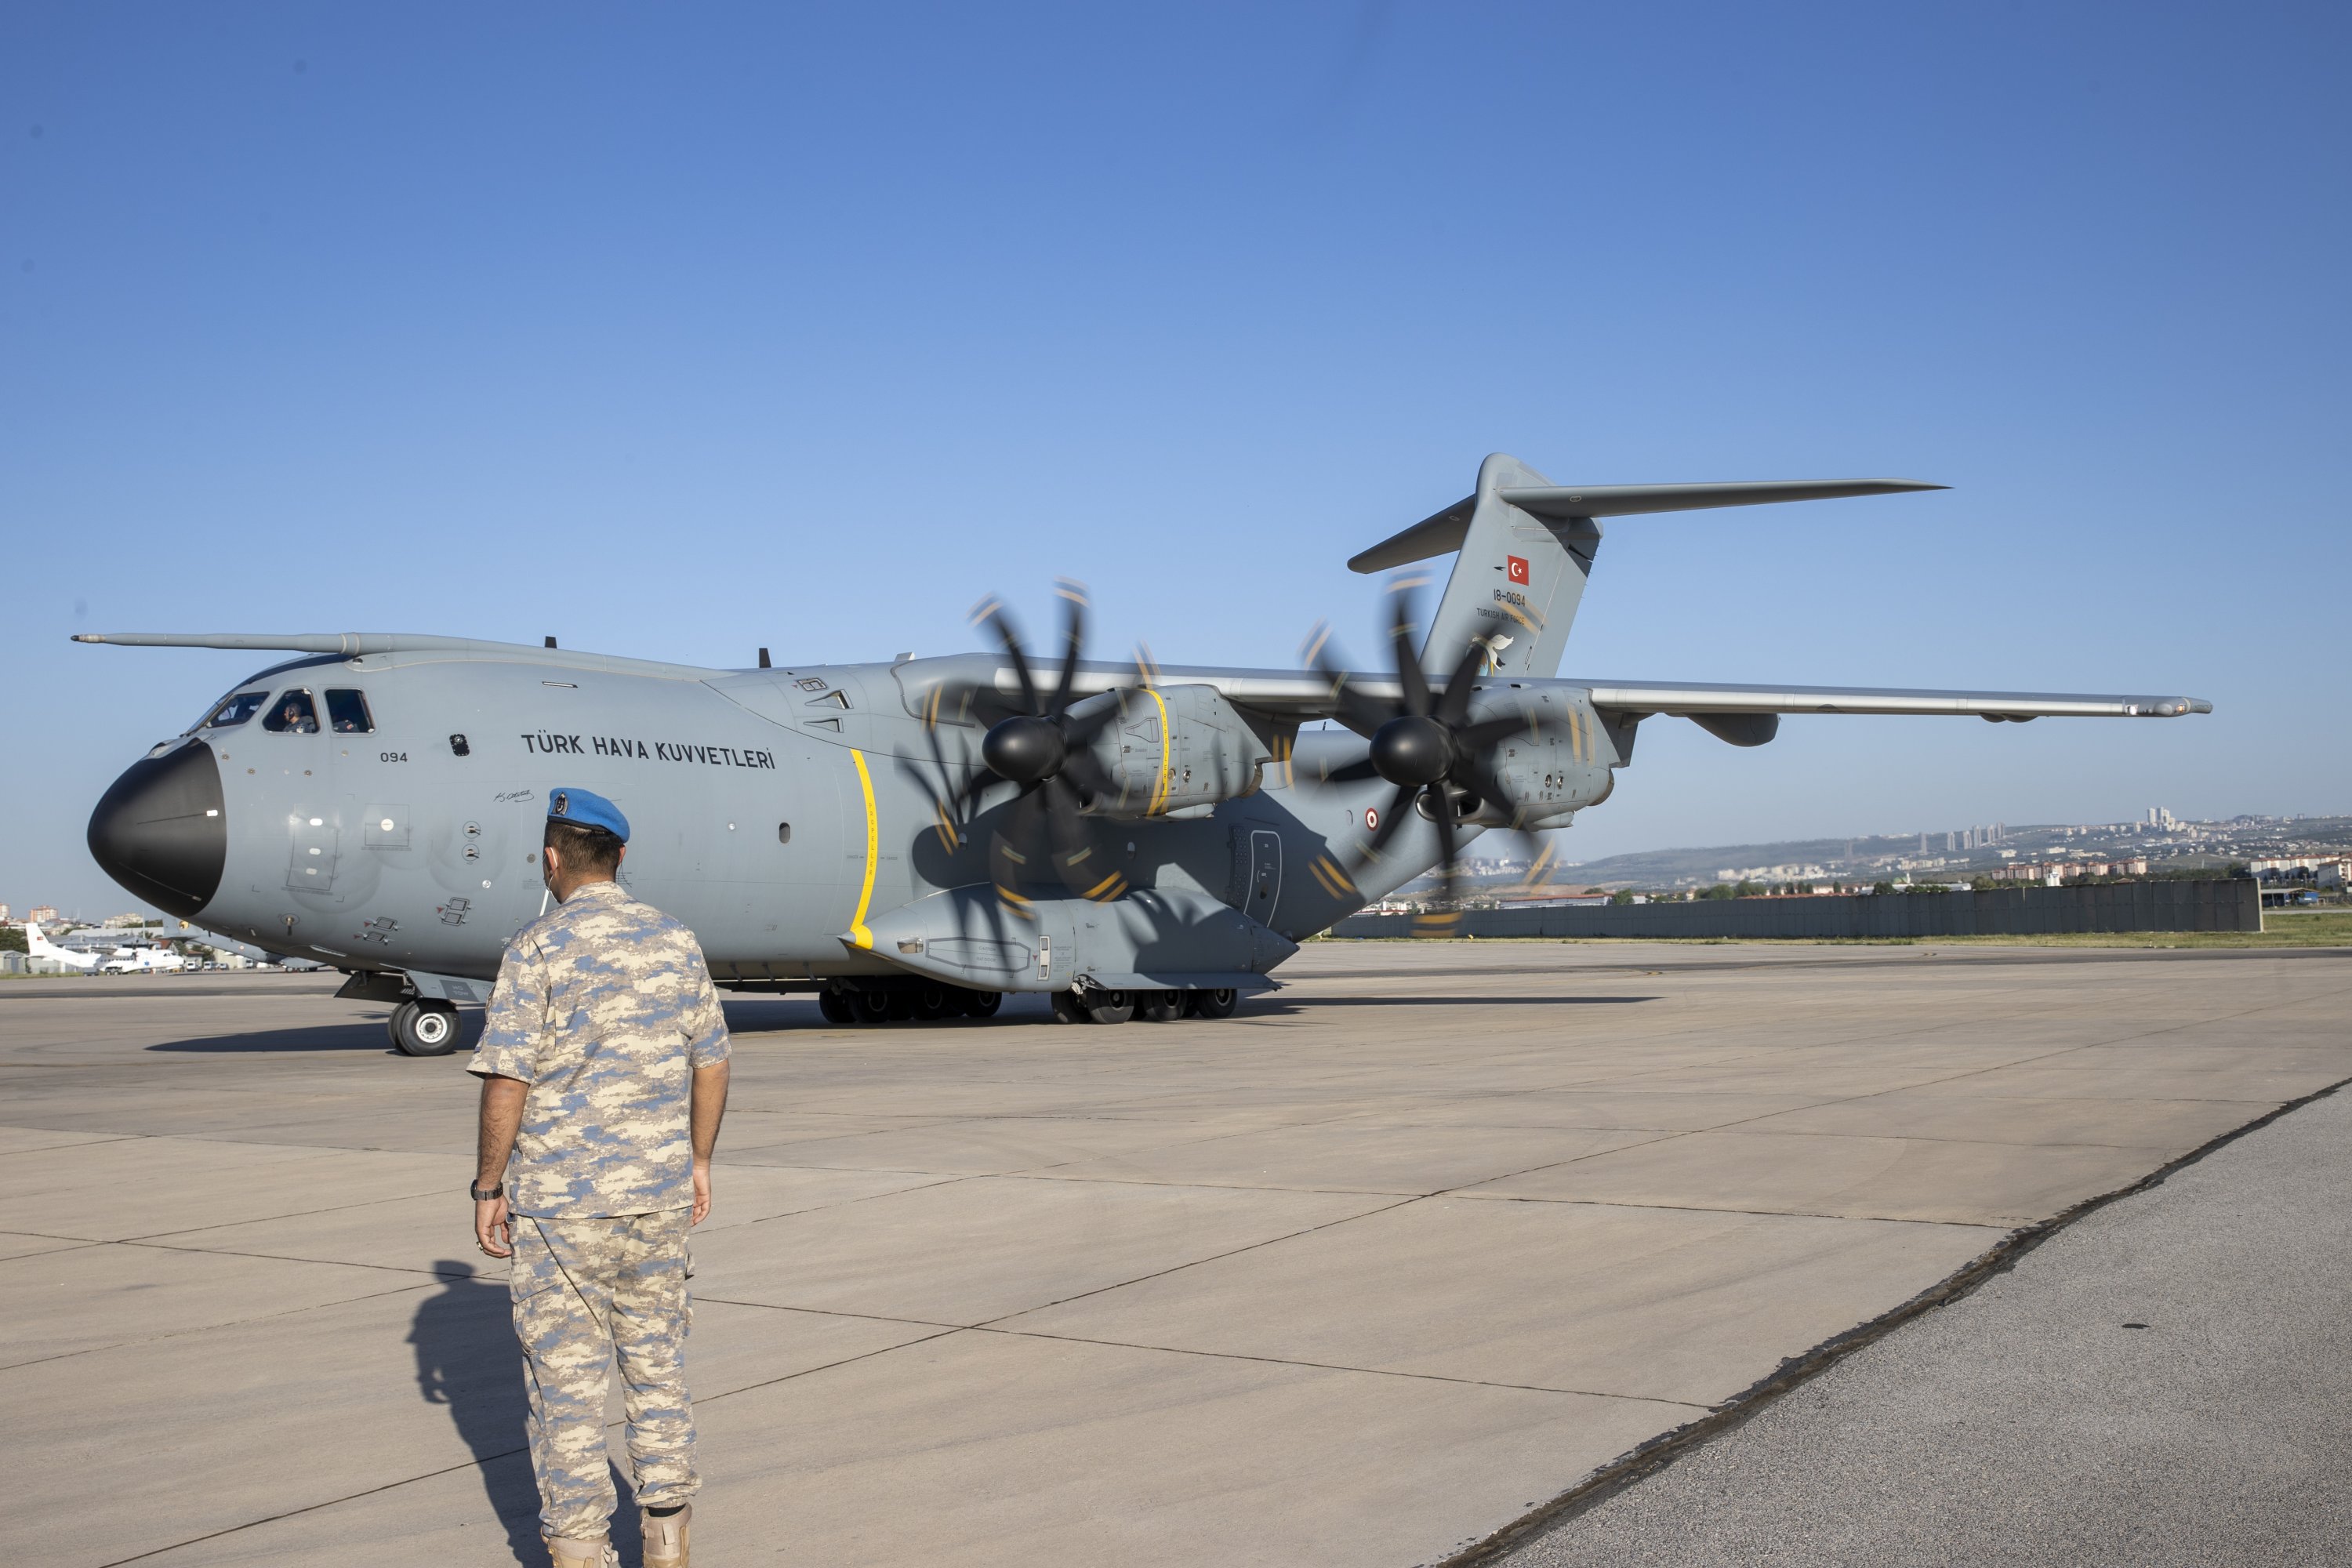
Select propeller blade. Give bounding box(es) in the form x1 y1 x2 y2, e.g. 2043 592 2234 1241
1044 775 1125 902
1387 589 1432 718
1324 757 1382 784
1049 579 1088 717
1304 622 1402 739
989 784 1044 920
1433 640 1486 729
1060 744 1116 808
1343 780 1418 877
974 597 1042 717
1416 782 1464 938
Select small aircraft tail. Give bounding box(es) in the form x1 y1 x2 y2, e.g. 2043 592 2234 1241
24 921 91 968
1349 456 1944 679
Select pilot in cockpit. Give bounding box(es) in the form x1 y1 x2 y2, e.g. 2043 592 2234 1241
278 698 318 734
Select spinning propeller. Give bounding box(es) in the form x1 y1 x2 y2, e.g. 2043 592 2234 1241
960 582 1131 913
1304 584 1549 927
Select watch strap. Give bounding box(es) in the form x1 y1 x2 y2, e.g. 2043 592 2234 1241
470 1183 503 1202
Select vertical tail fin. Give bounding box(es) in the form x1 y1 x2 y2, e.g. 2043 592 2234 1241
1348 454 1595 681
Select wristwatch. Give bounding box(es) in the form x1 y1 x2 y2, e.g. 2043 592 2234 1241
470 1183 503 1202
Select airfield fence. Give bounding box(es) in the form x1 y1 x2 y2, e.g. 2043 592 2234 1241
1327 877 2262 940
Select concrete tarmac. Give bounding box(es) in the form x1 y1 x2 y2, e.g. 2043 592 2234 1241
0 941 2345 1566
1498 1083 2352 1568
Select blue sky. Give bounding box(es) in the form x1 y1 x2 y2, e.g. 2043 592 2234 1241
5 2 2346 915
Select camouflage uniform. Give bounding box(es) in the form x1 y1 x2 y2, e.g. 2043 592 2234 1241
471 879 730 1544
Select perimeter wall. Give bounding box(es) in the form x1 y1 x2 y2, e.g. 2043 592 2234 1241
1327 878 2262 940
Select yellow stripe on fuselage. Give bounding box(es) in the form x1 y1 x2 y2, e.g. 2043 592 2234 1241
1145 687 1174 815
848 748 880 948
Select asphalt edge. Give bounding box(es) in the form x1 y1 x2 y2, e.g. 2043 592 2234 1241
1434 1073 2352 1568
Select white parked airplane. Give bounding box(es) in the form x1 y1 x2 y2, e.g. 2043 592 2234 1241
24 921 100 972
99 945 187 975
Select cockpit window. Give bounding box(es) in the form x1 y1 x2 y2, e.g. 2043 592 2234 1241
261 690 321 734
325 689 375 734
198 691 270 730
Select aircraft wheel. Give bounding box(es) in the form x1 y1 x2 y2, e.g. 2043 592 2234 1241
1083 989 1134 1025
1049 990 1089 1025
883 989 916 1022
1134 990 1185 1022
817 989 856 1025
1185 988 1240 1021
390 999 463 1056
851 991 891 1025
964 990 1002 1018
913 984 960 1021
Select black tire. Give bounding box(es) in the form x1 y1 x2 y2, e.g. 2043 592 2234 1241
390 998 463 1056
851 991 891 1025
964 990 1003 1018
1049 990 1089 1025
1135 989 1185 1022
913 984 960 1021
1186 988 1240 1020
817 989 856 1024
1083 989 1134 1025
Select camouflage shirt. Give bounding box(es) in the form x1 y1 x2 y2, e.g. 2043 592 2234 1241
470 879 731 1218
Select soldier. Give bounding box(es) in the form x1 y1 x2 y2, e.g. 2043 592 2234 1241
470 787 730 1568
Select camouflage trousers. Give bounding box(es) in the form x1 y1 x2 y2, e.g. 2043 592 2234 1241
509 1209 698 1542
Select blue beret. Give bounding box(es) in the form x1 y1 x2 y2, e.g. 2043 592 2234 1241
547 786 630 843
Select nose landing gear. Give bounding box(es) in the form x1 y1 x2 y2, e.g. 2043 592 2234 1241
390 998 463 1056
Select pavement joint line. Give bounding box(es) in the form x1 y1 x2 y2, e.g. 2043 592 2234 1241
725 1171 981 1229
0 1135 149 1156
965 1194 1425 1330
1435 1192 2014 1229
965 1324 1717 1410
103 1184 465 1243
0 1266 440 1374
1429 1071 2352 1568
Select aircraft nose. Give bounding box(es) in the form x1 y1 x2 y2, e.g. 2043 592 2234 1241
87 739 227 918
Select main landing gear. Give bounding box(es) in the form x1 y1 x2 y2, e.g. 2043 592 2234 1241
820 982 1002 1026
389 998 463 1056
1051 987 1240 1025
817 981 1240 1026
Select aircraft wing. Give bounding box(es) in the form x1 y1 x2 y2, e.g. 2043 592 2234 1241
960 663 2212 723
1577 681 2211 720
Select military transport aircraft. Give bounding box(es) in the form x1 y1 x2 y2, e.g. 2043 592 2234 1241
76 454 2210 1054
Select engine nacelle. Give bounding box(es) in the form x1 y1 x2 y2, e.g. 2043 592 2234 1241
1076 684 1279 820
1462 688 1626 828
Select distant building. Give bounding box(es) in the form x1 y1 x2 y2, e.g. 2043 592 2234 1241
2248 856 2348 888
0 902 10 924
24 905 59 926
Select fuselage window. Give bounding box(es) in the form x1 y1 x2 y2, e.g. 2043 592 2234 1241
198 691 270 731
325 689 375 734
262 690 321 734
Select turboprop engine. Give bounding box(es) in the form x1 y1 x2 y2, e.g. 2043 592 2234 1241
1456 687 1625 829
1069 683 1279 819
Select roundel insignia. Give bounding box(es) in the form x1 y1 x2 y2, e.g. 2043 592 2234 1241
1364 805 1381 830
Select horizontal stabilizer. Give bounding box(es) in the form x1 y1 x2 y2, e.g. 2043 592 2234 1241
1350 479 1944 574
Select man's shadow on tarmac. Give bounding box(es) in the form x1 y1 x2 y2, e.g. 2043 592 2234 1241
411 1262 644 1566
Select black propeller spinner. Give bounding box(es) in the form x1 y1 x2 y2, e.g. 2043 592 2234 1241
1306 586 1546 925
964 582 1131 911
